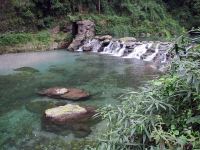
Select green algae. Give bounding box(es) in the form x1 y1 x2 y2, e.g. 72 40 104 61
14 66 39 74
26 99 58 114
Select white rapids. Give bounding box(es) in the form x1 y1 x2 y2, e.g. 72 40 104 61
75 38 173 63
144 43 160 61
124 43 153 59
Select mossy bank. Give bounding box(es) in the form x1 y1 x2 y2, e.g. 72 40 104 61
0 0 187 54
0 30 72 54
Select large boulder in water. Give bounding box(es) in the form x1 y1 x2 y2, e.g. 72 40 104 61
38 87 90 100
97 35 112 41
68 20 95 51
119 37 136 43
119 37 137 48
83 45 92 51
68 35 85 51
44 104 96 124
38 87 69 98
60 88 90 100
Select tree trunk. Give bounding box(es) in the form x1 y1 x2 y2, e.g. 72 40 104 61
98 0 101 14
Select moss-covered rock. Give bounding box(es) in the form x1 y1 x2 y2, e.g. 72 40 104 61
14 67 39 74
44 104 95 124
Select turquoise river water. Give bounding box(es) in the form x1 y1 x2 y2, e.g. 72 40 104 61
0 50 159 149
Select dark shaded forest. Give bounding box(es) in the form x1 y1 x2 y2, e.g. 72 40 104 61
0 0 199 33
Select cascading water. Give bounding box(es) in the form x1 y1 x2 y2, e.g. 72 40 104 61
124 43 153 59
110 41 121 54
77 46 83 52
161 53 167 63
144 43 160 61
75 37 172 65
114 44 126 57
90 39 102 52
101 41 113 54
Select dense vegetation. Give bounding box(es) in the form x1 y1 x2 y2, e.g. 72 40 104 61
85 30 200 149
1 0 199 36
163 0 200 29
1 0 199 48
1 0 200 149
0 31 50 46
0 30 68 54
0 0 184 37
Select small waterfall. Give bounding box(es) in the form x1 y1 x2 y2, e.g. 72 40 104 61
114 44 126 57
144 43 160 61
76 39 102 52
161 53 167 63
124 43 153 59
84 39 92 49
90 39 102 52
74 37 171 65
76 39 92 52
110 41 121 54
160 43 174 63
101 41 113 54
77 46 83 52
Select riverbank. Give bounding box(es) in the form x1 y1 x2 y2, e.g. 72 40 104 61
0 30 71 54
87 31 200 150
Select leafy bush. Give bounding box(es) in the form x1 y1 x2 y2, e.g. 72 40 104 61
0 31 51 46
86 29 200 149
67 13 183 38
0 33 32 46
0 0 184 36
34 31 50 44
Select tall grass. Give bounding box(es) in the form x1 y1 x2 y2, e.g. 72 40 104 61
0 31 51 46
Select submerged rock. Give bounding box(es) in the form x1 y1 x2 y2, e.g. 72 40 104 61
44 104 96 124
38 87 69 98
14 67 39 73
43 104 96 137
60 88 90 100
38 87 90 100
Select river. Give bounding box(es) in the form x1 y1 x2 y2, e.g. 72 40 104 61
0 50 158 149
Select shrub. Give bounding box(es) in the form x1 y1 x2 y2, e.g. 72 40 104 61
86 29 200 150
0 33 32 46
0 31 51 46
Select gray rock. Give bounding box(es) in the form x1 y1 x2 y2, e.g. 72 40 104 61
98 35 112 41
119 37 136 43
83 45 92 51
44 104 96 124
38 87 90 101
68 20 95 51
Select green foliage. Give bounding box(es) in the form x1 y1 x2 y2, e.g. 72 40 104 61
86 30 200 149
164 0 200 29
0 33 32 46
0 31 51 46
0 0 184 37
34 31 51 44
67 13 183 38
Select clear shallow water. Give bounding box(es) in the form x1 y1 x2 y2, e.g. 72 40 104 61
0 50 158 149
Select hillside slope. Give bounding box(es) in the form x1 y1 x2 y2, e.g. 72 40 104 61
0 0 184 37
